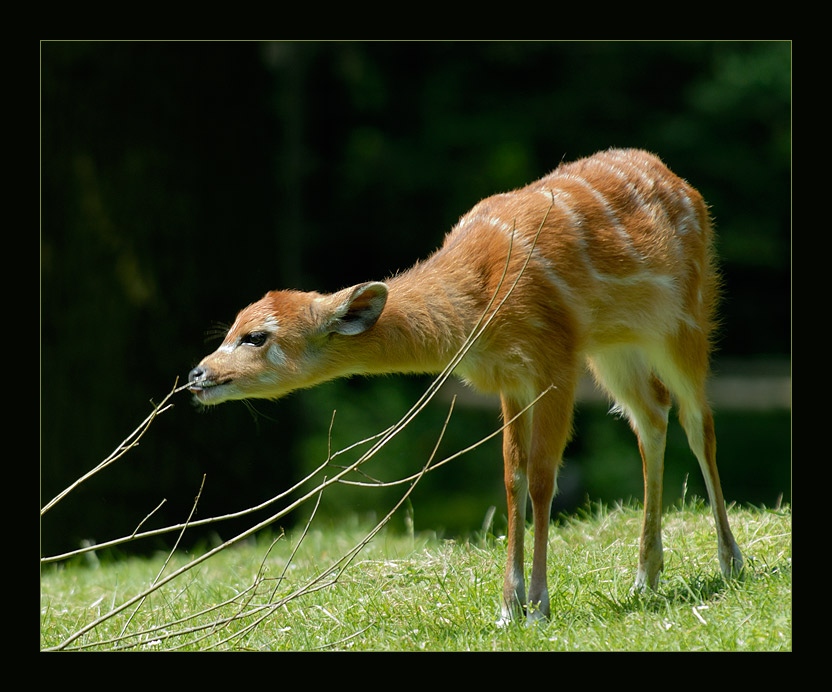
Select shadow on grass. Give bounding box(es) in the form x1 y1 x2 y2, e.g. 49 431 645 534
591 554 791 618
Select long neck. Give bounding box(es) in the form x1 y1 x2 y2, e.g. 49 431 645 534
350 257 478 377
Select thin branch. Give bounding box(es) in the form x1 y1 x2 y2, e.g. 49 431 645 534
119 475 206 637
41 378 189 515
40 424 388 565
49 390 456 652
337 385 554 488
65 583 264 652
211 396 457 651
43 203 553 651
131 499 167 539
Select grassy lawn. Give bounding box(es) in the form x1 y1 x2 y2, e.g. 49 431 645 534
40 501 791 652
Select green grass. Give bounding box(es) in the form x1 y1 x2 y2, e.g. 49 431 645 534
40 501 791 652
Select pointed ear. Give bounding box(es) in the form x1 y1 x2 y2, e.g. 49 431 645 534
326 282 388 336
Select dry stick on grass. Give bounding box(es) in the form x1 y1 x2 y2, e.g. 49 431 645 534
45 362 451 650
47 345 465 651
57 398 454 653
67 526 282 653
161 484 327 652
146 483 329 652
126 386 545 650
119 474 206 638
67 582 264 652
211 398 456 652
44 204 554 651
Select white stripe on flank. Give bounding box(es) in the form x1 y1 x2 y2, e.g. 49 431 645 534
587 155 700 273
604 150 660 190
538 185 693 327
543 186 644 275
480 212 580 305
584 158 653 219
603 150 702 238
560 173 646 262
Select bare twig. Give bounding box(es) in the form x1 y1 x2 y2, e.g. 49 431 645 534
336 385 554 489
41 378 189 516
43 206 552 651
87 399 455 652
213 396 457 651
40 425 388 565
119 475 206 637
131 499 167 539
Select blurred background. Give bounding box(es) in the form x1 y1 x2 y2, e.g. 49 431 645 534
40 41 791 558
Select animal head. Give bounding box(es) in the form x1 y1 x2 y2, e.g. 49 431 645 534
188 282 388 404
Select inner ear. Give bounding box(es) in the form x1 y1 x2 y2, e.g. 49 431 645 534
329 282 388 335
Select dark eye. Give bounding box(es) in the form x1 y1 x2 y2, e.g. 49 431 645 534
241 331 268 347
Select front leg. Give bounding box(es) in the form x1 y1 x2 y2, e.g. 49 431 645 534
498 395 530 625
524 386 571 621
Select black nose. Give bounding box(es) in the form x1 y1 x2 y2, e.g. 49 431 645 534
188 366 204 383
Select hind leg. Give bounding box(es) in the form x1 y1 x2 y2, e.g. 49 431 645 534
587 347 672 590
656 328 744 579
678 402 744 578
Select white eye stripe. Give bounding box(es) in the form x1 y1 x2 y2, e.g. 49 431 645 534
267 342 287 367
218 316 282 353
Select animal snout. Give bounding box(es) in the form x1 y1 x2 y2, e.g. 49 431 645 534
188 366 206 385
